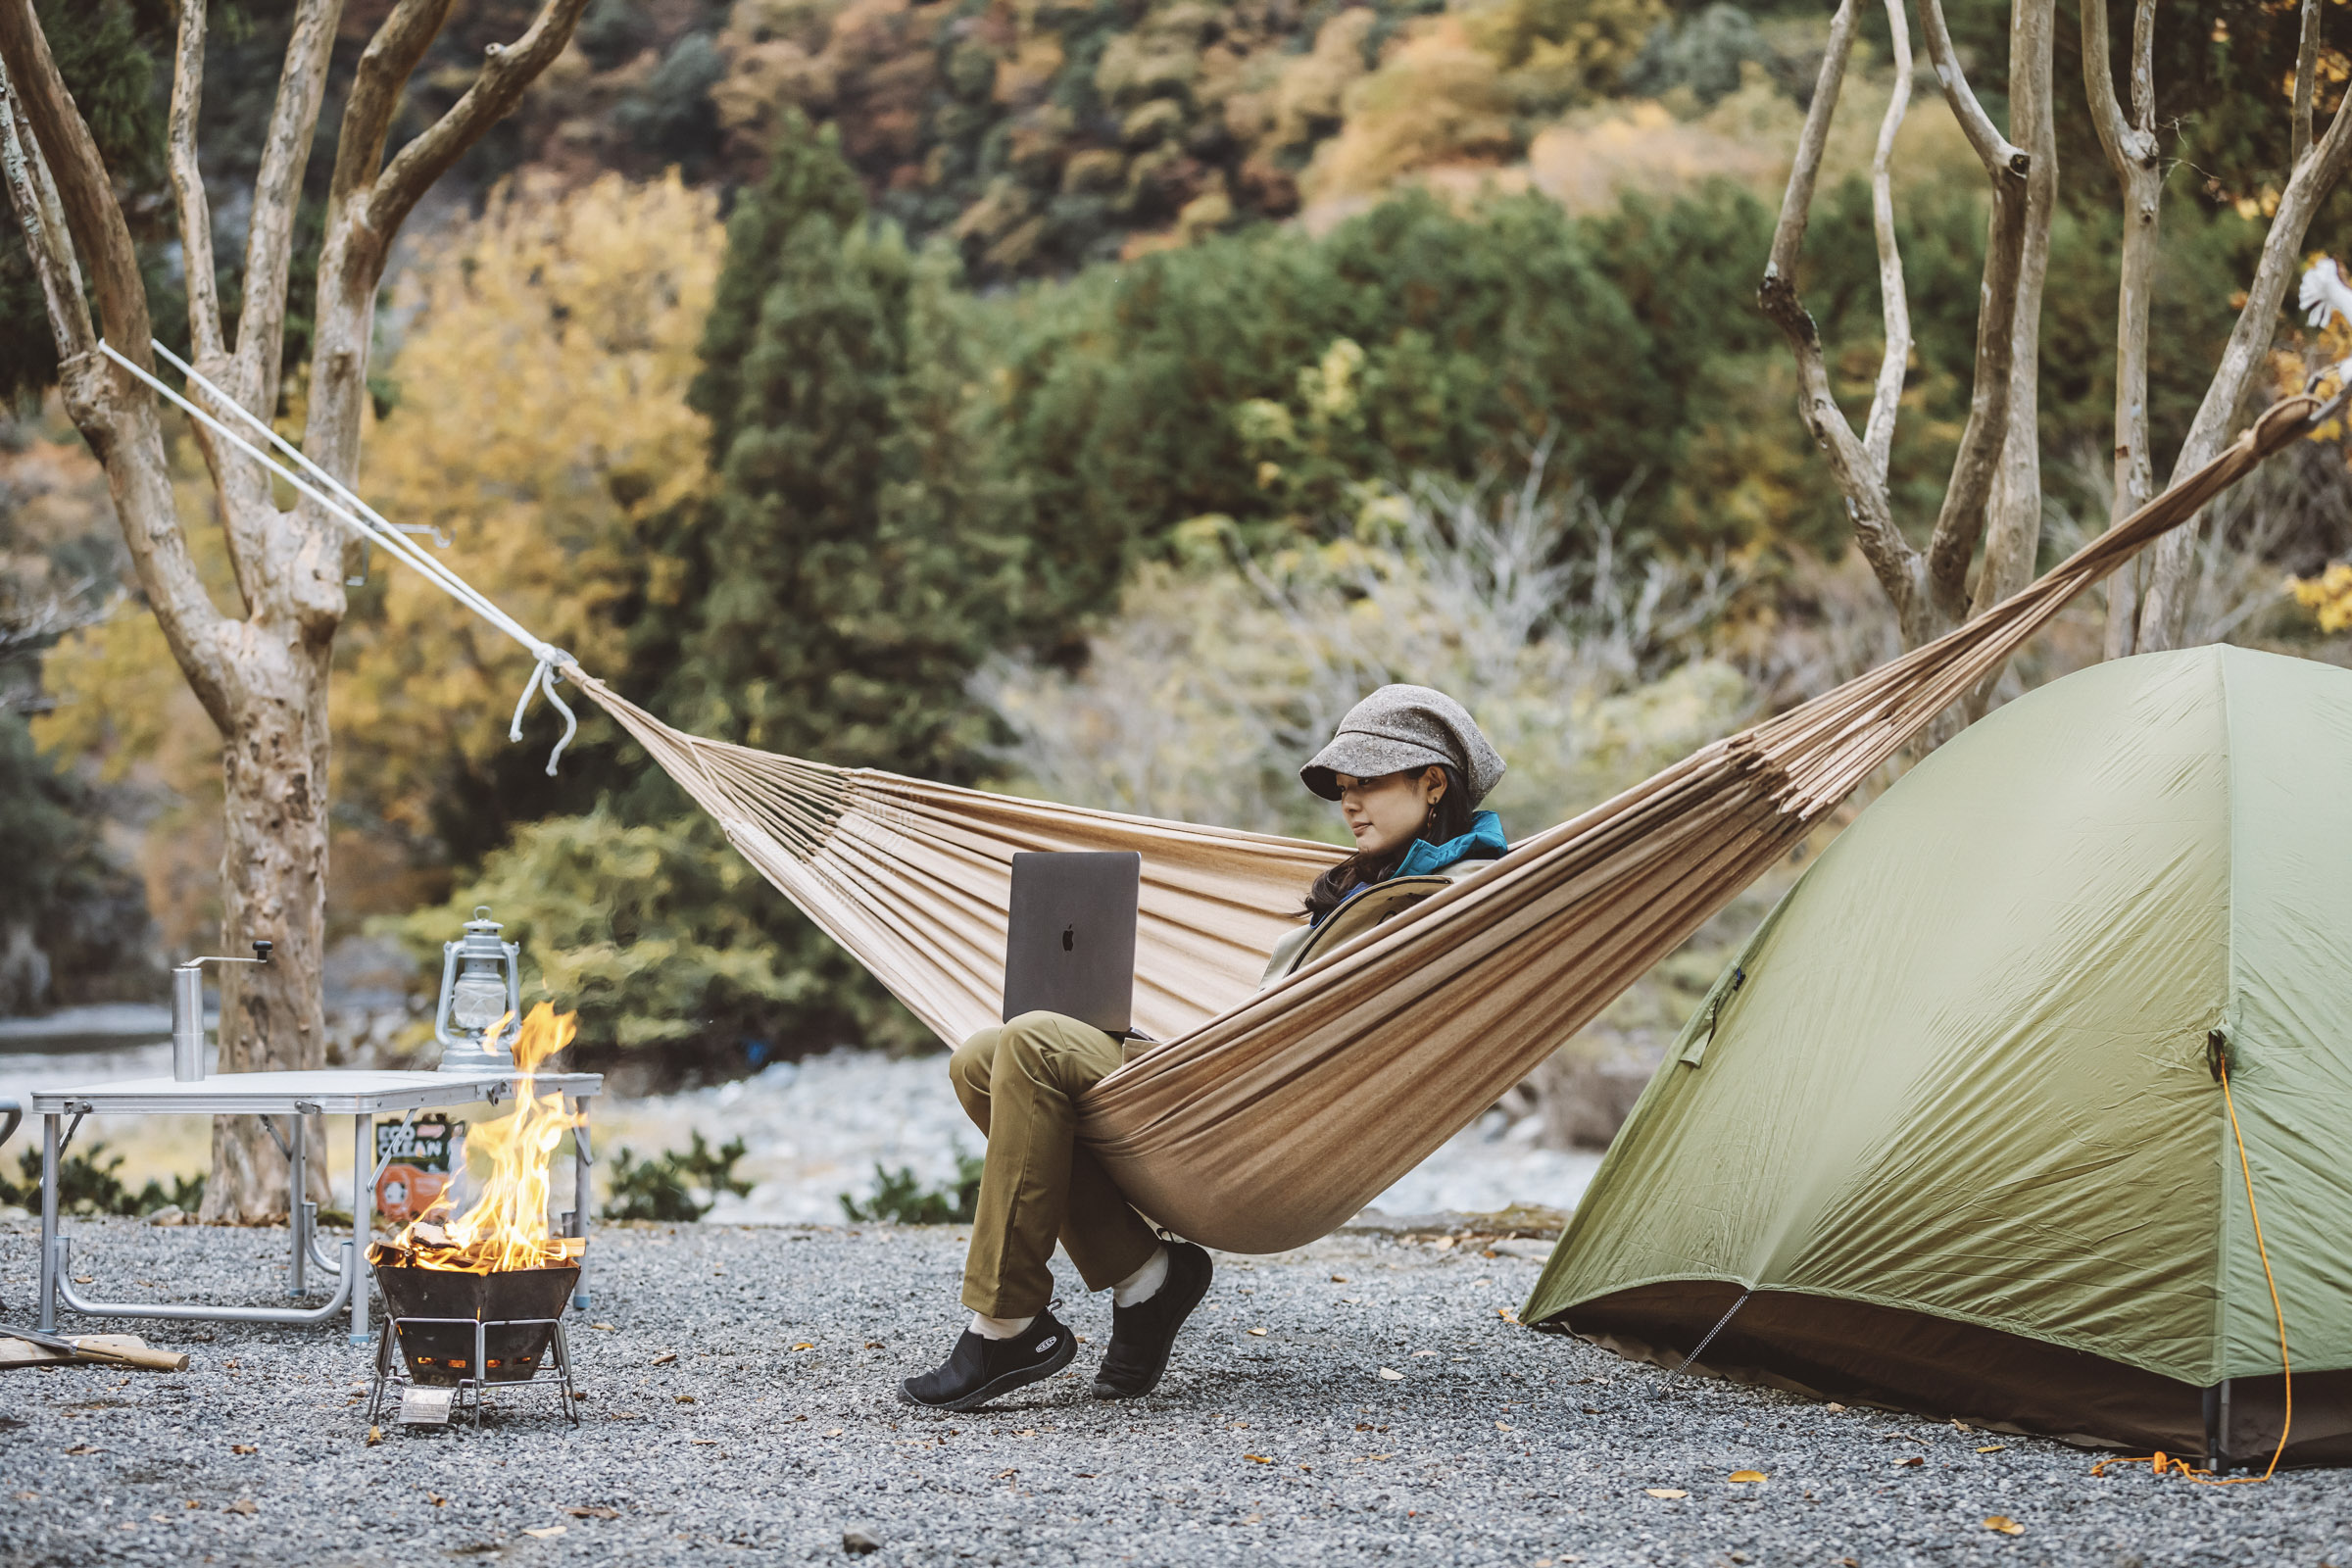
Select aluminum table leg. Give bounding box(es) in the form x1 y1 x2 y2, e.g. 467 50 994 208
351 1113 372 1347
37 1113 58 1333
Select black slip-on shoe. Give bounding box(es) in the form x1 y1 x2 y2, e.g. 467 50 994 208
900 1310 1077 1411
1090 1242 1213 1400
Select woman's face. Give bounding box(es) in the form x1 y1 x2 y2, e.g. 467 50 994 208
1334 766 1447 858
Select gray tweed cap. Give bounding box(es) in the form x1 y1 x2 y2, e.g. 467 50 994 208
1300 685 1506 806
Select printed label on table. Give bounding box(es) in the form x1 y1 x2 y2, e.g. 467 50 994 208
374 1115 465 1225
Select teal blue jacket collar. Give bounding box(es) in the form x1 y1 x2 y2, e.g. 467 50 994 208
1392 810 1508 879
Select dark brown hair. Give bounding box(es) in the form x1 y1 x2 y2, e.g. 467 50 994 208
1302 764 1473 923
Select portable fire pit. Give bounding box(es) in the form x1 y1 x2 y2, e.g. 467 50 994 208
362 1003 592 1430
368 1247 581 1427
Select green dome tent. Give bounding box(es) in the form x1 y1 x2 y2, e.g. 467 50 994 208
1521 645 2352 1467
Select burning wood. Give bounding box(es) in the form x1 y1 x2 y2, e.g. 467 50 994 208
368 1004 587 1274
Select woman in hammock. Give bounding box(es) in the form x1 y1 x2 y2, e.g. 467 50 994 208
903 686 1508 1411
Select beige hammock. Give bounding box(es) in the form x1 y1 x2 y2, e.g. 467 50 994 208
100 337 2324 1254
566 396 2326 1254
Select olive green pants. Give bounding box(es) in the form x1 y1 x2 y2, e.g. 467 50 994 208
950 1010 1161 1317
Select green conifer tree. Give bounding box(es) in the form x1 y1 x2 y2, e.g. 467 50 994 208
669 110 1000 785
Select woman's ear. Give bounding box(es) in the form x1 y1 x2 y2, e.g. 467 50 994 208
1423 765 1447 804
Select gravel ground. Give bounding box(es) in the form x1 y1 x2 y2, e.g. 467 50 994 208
1 1218 2344 1568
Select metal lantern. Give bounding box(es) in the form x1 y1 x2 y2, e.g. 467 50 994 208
434 906 521 1073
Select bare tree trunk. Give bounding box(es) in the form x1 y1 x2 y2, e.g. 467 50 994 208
2084 0 2163 660
1961 0 2058 717
205 630 336 1220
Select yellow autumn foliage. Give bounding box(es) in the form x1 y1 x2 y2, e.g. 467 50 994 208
2291 561 2352 633
335 171 723 840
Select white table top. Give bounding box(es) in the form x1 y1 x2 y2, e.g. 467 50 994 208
28 1068 604 1116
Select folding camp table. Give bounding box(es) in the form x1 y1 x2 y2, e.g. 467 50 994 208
26 1069 601 1345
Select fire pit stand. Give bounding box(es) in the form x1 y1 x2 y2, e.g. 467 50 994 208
368 1312 577 1429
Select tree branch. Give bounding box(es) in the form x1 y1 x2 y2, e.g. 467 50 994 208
1915 0 2028 178
2295 0 2321 171
2138 67 2352 649
1860 0 1914 479
0 0 152 372
368 0 590 252
328 0 453 214
1968 0 2058 626
0 52 92 364
1757 0 1927 637
167 0 221 364
2083 0 2162 659
225 0 340 417
1918 0 2031 624
0 6 232 723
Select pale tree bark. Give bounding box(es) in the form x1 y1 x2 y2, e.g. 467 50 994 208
0 0 587 1222
1757 0 1932 643
2137 0 2352 652
2082 0 2162 660
1968 0 2057 626
1758 0 2033 674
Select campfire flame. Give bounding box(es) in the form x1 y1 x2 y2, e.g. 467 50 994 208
375 1003 586 1273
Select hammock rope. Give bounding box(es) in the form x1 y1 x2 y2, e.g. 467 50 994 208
103 331 2336 1253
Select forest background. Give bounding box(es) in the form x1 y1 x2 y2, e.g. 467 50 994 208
8 0 2352 1124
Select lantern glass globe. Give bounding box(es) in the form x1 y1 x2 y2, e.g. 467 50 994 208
450 965 510 1034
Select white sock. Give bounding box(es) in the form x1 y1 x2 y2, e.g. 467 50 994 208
968 1311 1034 1340
1111 1245 1170 1308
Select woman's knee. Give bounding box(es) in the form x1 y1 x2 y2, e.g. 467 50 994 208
950 1027 1001 1102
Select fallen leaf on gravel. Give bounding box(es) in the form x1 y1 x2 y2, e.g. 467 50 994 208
1495 1422 1513 1431
62 1445 100 1455
1248 1328 1268 1337
864 1341 885 1348
428 1493 448 1507
997 1469 1018 1478
1984 1516 2024 1536
522 1527 565 1540
1826 1402 1846 1413
1245 1454 1273 1464
1497 1308 1519 1322
226 1498 256 1516
365 1426 382 1446
17 1494 36 1503
231 1445 256 1454
691 1440 718 1446
1894 1456 1924 1468
824 1428 844 1438
1433 1237 1455 1251
591 1322 615 1331
1343 1297 1362 1304
1643 1489 1688 1499
651 1351 676 1365
675 1395 696 1403
790 1343 813 1352
1330 1275 1348 1284
1728 1471 1767 1483
1377 1368 1404 1381
1411 1348 1440 1356
1952 1419 1971 1431
1977 1445 2006 1453
564 1507 620 1519
73 1276 92 1284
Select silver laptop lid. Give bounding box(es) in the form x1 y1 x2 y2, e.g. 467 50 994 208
1002 852 1140 1036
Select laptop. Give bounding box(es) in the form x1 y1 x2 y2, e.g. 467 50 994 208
1002 851 1141 1037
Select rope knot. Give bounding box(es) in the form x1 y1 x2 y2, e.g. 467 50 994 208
510 648 579 775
